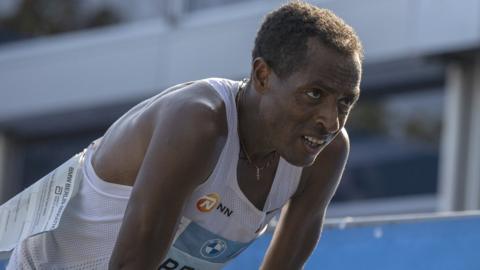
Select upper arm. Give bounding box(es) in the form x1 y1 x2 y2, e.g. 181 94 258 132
110 85 227 268
131 90 227 213
296 128 350 213
261 129 350 270
281 128 350 227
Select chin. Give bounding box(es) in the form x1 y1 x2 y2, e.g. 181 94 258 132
281 153 318 167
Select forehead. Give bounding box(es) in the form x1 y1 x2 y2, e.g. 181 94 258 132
286 39 361 95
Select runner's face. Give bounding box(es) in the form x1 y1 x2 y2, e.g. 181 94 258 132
261 40 361 166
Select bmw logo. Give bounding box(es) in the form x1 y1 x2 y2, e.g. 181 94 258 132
200 239 227 258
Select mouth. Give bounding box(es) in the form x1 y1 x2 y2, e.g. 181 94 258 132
302 135 327 153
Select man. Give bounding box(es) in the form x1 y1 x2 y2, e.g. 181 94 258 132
6 1 362 269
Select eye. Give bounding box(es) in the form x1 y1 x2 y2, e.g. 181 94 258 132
338 97 357 114
339 97 354 107
306 89 324 100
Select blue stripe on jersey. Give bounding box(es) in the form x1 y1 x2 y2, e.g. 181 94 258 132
173 221 253 263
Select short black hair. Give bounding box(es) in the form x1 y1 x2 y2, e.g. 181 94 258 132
252 1 363 78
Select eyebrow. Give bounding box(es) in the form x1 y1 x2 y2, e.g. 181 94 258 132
308 80 360 98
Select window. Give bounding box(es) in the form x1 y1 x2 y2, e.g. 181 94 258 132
334 88 444 202
21 131 103 187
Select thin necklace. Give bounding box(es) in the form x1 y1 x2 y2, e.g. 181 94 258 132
236 79 276 181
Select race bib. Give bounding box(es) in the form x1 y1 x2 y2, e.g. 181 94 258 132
0 151 85 253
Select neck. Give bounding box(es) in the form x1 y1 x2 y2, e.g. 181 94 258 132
237 80 276 165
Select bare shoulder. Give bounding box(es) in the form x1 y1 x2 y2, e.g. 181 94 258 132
145 80 229 176
142 80 229 186
313 128 349 169
148 80 228 135
321 128 350 159
293 128 350 200
93 80 228 186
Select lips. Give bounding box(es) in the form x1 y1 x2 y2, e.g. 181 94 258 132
302 135 327 153
303 136 326 146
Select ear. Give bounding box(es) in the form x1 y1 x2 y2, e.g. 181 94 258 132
251 57 271 94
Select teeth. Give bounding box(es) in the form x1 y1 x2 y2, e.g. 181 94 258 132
303 136 325 146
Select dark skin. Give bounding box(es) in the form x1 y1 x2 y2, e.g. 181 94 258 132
97 38 361 269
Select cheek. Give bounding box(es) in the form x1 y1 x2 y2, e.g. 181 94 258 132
276 100 307 126
258 100 283 139
262 100 304 138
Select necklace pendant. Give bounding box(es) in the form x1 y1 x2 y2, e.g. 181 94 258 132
256 168 261 181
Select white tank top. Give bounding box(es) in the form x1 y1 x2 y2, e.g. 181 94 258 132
7 78 303 270
162 78 303 269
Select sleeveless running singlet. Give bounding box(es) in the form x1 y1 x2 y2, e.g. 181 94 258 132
6 78 303 270
160 78 303 269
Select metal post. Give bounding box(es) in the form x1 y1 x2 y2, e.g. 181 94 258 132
465 53 480 209
437 59 473 211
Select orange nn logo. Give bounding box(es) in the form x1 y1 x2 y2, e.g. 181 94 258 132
196 193 220 212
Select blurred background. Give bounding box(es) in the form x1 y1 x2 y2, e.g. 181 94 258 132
0 0 479 220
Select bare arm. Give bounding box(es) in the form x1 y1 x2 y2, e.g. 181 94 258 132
109 89 227 269
260 129 350 270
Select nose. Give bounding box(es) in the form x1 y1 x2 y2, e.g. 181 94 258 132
315 100 340 134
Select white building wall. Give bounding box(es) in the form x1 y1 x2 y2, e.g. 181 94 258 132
0 0 479 213
0 0 479 122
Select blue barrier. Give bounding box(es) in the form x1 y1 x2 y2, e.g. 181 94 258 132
2 212 479 269
225 212 480 270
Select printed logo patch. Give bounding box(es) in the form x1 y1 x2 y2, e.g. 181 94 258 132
196 193 220 212
200 239 227 258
